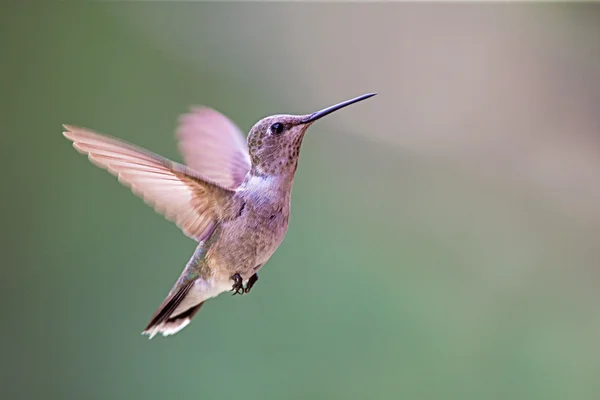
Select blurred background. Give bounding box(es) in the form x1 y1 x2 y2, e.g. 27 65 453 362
2 3 600 399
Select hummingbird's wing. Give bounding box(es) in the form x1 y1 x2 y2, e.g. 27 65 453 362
176 107 251 189
63 125 235 241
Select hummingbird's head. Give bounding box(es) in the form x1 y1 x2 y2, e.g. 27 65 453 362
246 93 376 177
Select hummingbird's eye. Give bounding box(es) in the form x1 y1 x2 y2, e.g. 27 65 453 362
270 122 285 135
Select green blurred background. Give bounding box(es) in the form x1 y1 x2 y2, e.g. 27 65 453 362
2 3 600 399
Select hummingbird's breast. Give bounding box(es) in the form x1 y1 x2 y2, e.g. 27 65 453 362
206 175 292 280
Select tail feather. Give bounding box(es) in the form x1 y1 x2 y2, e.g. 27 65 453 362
142 302 204 339
142 274 231 339
142 281 204 339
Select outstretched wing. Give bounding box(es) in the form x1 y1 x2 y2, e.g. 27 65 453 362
63 125 235 241
176 107 251 189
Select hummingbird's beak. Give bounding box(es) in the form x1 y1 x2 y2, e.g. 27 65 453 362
301 93 377 124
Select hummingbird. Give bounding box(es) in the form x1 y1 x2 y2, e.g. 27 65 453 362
63 93 376 338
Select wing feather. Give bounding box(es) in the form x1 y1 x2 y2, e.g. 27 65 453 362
176 107 251 189
63 125 235 241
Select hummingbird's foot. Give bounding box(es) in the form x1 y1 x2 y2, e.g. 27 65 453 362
231 273 244 296
244 273 259 294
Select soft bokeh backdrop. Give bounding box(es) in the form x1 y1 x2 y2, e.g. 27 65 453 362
2 3 600 400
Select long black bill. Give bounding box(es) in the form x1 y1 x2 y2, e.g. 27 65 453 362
301 93 376 124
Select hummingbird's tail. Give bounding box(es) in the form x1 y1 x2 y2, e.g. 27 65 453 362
142 280 205 339
142 276 230 339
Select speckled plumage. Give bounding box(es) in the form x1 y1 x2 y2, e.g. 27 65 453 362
62 93 375 338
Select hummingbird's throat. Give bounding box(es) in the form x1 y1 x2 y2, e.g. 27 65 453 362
250 155 299 178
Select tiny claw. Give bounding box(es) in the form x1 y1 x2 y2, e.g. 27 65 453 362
232 287 245 296
231 273 244 296
244 273 259 294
